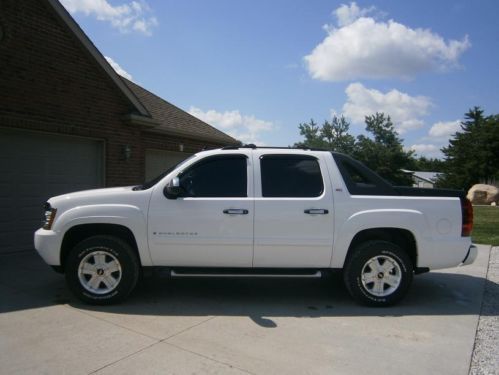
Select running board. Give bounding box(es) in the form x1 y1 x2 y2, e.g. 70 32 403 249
170 269 322 278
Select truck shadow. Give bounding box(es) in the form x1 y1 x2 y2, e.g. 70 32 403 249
1 251 496 326
89 272 493 326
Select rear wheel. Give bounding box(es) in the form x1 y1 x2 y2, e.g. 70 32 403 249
343 240 413 307
65 235 140 305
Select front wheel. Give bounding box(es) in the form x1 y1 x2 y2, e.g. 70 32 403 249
343 240 413 307
65 235 140 305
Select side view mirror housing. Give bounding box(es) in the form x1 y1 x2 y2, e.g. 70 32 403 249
164 177 182 199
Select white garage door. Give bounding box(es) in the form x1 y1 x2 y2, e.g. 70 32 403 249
145 149 192 181
0 129 104 254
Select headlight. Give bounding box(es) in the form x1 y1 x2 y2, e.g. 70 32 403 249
42 203 57 230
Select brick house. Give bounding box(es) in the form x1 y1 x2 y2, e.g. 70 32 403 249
0 0 236 253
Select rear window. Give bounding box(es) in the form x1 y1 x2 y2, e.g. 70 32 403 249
333 153 397 195
260 155 324 197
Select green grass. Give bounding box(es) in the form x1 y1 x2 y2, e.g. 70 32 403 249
472 206 499 246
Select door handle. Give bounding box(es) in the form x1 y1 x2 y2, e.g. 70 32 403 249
304 209 329 215
223 209 249 215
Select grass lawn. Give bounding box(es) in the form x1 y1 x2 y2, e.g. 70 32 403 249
472 206 499 246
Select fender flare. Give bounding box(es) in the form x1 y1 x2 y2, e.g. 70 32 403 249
54 204 152 266
331 209 430 268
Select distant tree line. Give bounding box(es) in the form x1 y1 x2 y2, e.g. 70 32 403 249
294 107 499 190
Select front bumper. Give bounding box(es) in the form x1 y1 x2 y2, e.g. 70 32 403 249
34 228 62 266
461 244 478 266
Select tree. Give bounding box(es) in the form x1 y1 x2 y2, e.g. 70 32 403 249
294 115 355 153
438 107 499 189
294 119 323 149
413 156 445 172
320 115 356 154
295 112 416 185
353 113 414 185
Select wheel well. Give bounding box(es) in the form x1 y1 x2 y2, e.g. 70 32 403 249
346 228 417 270
60 224 141 271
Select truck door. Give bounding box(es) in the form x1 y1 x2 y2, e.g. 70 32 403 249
148 153 254 267
253 152 334 267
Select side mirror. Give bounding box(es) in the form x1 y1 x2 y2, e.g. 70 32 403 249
164 177 182 199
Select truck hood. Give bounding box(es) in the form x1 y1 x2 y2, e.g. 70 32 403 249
48 186 137 207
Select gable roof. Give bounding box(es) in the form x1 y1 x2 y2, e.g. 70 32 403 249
401 169 442 184
46 0 150 117
46 0 236 145
122 78 237 144
412 171 441 183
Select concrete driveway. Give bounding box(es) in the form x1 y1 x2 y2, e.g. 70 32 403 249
0 245 493 375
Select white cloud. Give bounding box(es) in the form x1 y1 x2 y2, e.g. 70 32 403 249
188 107 274 145
408 119 461 159
61 0 158 35
334 2 375 27
105 56 133 80
304 2 470 81
429 120 461 137
341 83 432 134
409 144 442 158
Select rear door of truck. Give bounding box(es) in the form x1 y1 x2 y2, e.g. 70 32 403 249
252 151 335 267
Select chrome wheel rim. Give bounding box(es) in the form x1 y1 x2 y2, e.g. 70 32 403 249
78 250 122 295
361 255 402 297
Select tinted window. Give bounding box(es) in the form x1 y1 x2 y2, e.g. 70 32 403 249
179 156 247 197
137 155 196 190
332 153 397 196
342 161 375 187
261 155 324 197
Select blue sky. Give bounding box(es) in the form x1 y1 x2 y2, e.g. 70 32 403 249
61 0 499 158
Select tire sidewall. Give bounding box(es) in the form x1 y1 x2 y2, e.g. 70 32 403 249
66 236 139 305
345 241 413 306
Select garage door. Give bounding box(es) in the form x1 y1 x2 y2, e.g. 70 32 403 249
0 129 104 254
145 149 192 181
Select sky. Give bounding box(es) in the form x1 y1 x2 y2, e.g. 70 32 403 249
60 0 499 158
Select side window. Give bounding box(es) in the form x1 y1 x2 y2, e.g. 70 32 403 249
342 161 375 187
332 154 397 195
179 156 247 197
260 155 324 197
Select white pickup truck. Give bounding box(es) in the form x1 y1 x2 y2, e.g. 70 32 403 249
35 146 477 306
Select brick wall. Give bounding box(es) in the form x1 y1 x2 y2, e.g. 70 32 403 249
0 0 224 186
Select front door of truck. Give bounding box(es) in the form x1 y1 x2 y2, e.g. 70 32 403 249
148 153 254 267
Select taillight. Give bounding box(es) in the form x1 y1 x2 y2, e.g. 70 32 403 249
461 197 473 237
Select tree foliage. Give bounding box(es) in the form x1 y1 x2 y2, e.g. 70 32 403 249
413 156 445 172
295 113 414 185
353 113 414 185
438 107 499 190
294 107 499 190
295 116 355 154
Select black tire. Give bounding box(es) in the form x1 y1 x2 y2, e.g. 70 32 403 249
343 240 413 307
65 235 140 305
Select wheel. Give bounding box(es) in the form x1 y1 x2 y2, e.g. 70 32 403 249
65 235 140 305
343 240 413 307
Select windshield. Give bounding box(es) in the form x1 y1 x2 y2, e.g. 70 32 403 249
134 154 196 190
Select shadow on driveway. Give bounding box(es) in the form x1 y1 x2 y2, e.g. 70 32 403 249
0 250 494 328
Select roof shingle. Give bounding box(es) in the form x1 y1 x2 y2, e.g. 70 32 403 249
122 78 237 144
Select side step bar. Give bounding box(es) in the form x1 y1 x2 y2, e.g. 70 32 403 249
170 269 322 278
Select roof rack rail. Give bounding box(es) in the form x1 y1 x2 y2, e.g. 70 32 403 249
222 144 256 150
221 144 330 152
